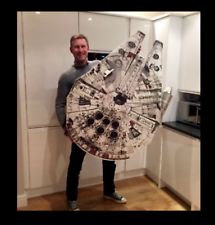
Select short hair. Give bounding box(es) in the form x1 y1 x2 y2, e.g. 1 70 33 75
70 34 89 48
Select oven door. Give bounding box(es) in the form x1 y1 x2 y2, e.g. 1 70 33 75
176 101 200 127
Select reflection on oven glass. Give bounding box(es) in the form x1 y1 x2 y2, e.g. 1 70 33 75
88 52 109 61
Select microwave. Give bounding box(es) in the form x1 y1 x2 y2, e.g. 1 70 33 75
176 101 200 128
176 92 200 128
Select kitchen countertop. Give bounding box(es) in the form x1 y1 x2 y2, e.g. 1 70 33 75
162 121 200 139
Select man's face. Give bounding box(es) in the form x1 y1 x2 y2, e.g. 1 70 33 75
70 38 89 63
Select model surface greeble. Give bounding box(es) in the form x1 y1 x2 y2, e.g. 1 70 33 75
66 31 172 160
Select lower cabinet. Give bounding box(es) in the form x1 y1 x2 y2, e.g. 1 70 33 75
161 127 200 209
161 127 193 202
145 128 162 184
27 126 145 197
145 126 200 210
190 138 200 210
28 127 71 197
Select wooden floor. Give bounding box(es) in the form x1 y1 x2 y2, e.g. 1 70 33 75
18 175 190 211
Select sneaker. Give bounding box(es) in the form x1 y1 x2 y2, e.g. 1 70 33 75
104 192 127 204
68 200 80 211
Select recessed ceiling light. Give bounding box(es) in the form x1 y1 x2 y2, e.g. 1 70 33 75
35 11 40 14
88 17 92 21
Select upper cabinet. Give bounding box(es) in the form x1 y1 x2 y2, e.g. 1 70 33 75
179 13 200 93
79 12 129 51
130 18 155 58
154 16 183 122
22 12 78 128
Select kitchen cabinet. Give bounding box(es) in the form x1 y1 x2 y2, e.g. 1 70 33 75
28 127 127 195
145 125 200 209
79 154 125 187
190 139 200 210
161 126 200 209
145 128 162 184
26 127 119 193
28 127 71 196
179 13 200 93
22 12 79 128
124 147 145 178
79 12 129 51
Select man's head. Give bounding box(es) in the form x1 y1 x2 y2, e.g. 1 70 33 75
70 34 89 66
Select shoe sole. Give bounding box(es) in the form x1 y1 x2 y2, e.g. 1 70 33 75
68 207 80 211
103 195 127 204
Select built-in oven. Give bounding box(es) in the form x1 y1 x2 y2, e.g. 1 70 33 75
88 51 110 61
176 92 200 128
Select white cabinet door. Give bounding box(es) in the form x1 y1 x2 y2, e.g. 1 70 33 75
79 12 129 51
22 12 78 128
80 155 125 177
28 126 125 191
145 128 162 184
80 154 102 180
161 127 194 202
191 139 200 210
28 127 71 189
179 13 200 93
125 148 145 171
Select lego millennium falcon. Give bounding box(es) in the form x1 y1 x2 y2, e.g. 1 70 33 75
66 31 172 160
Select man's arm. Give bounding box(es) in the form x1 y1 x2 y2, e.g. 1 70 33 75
55 75 70 130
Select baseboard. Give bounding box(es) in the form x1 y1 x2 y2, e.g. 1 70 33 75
160 180 191 206
27 183 66 198
26 169 146 199
17 193 28 208
145 169 159 185
79 176 103 188
79 168 146 188
116 168 146 180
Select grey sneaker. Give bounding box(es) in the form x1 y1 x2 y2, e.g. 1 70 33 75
68 200 80 211
104 192 127 204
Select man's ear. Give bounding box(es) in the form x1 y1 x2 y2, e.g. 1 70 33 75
70 47 73 54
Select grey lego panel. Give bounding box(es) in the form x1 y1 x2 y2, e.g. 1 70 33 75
66 31 172 160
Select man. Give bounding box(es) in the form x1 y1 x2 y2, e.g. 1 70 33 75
55 34 127 211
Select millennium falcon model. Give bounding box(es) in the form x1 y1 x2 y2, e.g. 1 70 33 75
66 31 172 160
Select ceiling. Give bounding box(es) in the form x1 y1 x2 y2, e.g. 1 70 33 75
91 11 199 21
